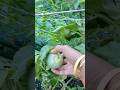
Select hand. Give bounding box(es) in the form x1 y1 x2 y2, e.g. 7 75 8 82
51 45 82 75
52 59 74 75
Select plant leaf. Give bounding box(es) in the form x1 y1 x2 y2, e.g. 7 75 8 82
39 44 53 61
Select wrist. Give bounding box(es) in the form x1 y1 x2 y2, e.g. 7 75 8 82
73 55 85 86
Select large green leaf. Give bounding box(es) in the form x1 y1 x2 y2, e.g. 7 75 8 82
54 23 80 33
53 23 80 39
39 44 53 61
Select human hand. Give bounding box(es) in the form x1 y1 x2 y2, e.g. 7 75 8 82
51 45 82 64
51 45 82 75
52 59 74 75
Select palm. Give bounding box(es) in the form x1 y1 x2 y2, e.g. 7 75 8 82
52 60 74 75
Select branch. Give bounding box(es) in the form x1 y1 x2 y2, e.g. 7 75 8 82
35 9 85 16
44 19 85 21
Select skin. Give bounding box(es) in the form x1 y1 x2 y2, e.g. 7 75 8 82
51 45 119 90
51 45 84 84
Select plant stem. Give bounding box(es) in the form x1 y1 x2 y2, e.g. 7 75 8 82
52 81 58 90
66 78 73 85
36 9 85 16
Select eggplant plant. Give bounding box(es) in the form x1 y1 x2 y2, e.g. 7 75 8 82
35 19 85 90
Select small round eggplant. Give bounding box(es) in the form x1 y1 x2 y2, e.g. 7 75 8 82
47 53 63 69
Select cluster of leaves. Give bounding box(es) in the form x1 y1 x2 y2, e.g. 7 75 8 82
35 0 85 90
86 0 120 67
35 0 84 11
35 20 85 90
35 0 85 19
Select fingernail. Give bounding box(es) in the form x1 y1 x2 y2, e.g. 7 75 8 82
51 49 56 53
51 69 54 72
50 50 54 53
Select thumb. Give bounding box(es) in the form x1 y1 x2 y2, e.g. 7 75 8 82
51 45 64 53
51 69 64 75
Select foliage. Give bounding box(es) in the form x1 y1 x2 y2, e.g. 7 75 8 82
35 0 85 90
35 21 85 89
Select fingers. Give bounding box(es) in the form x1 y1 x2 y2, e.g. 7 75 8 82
51 61 70 75
62 59 68 65
51 45 65 53
51 69 65 75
